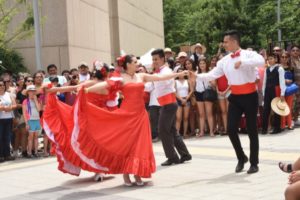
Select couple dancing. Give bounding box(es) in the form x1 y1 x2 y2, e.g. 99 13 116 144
43 50 192 186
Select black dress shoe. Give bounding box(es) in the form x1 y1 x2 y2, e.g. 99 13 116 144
4 156 15 161
260 130 267 135
180 154 192 163
270 129 282 134
161 157 180 166
235 155 248 173
247 165 259 174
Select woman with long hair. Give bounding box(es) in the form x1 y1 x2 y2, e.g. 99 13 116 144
175 67 193 138
194 59 216 137
183 59 199 136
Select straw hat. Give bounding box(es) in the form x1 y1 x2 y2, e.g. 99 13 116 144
191 43 207 54
271 97 290 116
177 51 187 58
164 48 172 53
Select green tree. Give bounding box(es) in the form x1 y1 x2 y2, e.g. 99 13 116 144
0 0 35 74
163 0 300 55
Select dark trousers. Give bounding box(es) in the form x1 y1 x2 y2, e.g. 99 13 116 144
262 88 281 131
227 92 259 165
158 103 190 159
149 105 161 139
0 118 13 158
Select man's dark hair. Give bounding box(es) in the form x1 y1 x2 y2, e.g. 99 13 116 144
47 64 57 72
61 70 70 75
151 49 165 58
291 45 300 50
70 68 78 73
224 30 241 45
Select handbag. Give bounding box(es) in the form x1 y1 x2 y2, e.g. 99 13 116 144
202 82 217 102
285 83 299 96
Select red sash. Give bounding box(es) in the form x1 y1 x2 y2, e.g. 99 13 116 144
157 93 176 106
231 82 256 95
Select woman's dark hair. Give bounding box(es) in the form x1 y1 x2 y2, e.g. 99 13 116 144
183 58 197 71
281 52 291 69
0 78 7 91
197 59 209 73
122 55 135 70
22 76 33 90
167 57 175 70
93 64 109 80
33 71 43 80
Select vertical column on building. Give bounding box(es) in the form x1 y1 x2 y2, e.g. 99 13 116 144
108 0 120 65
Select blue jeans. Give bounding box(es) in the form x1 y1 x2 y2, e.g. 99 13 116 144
0 118 13 158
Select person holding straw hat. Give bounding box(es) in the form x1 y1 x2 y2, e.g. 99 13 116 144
261 54 286 134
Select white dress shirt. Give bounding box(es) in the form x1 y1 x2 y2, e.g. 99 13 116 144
154 65 176 98
144 82 160 106
196 49 265 86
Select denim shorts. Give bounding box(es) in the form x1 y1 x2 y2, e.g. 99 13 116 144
28 120 41 132
176 98 190 107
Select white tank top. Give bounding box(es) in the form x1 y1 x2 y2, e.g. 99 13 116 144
175 80 189 98
0 92 14 119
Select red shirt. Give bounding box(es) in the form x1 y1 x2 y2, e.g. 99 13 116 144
217 75 228 92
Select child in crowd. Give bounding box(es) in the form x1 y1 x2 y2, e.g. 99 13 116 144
261 54 286 134
22 85 42 158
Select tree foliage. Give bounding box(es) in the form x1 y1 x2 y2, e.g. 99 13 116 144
0 0 35 74
163 0 300 55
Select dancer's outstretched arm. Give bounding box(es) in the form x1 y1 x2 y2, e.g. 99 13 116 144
46 85 78 93
142 70 188 82
85 81 109 93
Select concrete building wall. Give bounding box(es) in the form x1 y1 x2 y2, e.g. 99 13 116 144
118 0 164 56
11 0 164 73
12 0 69 73
66 0 112 70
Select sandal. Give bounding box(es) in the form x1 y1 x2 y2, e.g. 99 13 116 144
278 162 293 173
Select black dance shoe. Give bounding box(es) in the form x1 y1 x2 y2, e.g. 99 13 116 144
180 154 192 163
235 155 248 173
247 165 259 174
161 157 180 166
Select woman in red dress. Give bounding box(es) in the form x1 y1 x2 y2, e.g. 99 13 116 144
76 54 188 186
42 65 120 177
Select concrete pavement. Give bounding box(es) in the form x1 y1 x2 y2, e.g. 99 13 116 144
0 130 299 200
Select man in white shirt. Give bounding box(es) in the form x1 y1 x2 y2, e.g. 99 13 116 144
191 30 265 174
43 64 67 86
152 49 191 166
78 62 90 83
